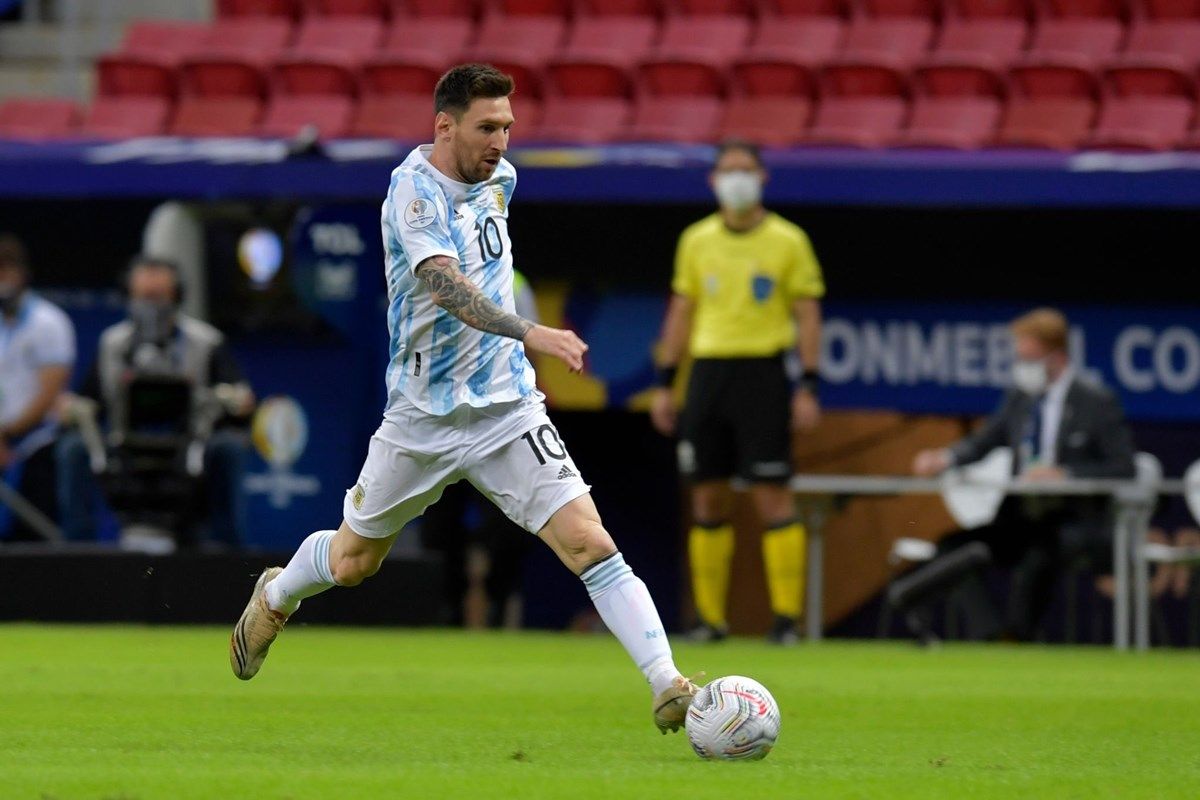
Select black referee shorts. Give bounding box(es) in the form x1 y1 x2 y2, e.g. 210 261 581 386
678 355 792 484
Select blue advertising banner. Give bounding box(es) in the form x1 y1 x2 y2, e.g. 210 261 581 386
534 292 1200 422
819 301 1200 421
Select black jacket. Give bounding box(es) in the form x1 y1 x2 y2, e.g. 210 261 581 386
950 376 1136 480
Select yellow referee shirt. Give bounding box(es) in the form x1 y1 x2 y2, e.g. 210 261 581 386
671 212 825 358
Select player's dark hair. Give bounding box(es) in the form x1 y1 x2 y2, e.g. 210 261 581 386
125 253 185 304
434 63 515 119
714 138 764 169
0 232 30 273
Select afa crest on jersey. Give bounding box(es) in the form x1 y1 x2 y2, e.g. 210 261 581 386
493 187 506 213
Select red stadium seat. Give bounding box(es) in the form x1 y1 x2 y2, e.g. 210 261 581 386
1139 0 1200 17
717 96 812 145
217 0 302 18
839 17 936 63
805 96 907 146
482 59 547 98
628 17 739 109
823 18 935 98
473 15 566 59
655 15 753 63
381 17 474 61
82 96 170 138
896 95 1001 146
731 59 820 97
932 18 1028 61
291 16 385 58
307 0 390 16
1025 18 1124 60
638 59 727 96
673 0 757 13
1104 63 1197 97
95 20 212 99
576 0 662 14
0 98 81 140
260 94 354 137
1106 21 1200 92
361 59 445 95
182 20 289 101
470 16 566 88
995 96 1096 147
545 59 636 97
171 96 263 136
859 0 941 17
350 93 433 139
95 56 177 99
180 59 270 98
563 16 657 64
944 0 1034 17
495 0 572 14
274 54 360 95
1008 19 1122 97
628 96 722 142
207 18 294 62
390 0 481 16
1040 0 1126 16
117 21 211 64
1087 95 1194 148
762 0 854 17
509 95 543 137
536 96 632 142
750 17 845 62
734 17 839 97
915 19 1027 97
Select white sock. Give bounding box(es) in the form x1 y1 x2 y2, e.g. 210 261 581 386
265 529 338 615
580 552 681 696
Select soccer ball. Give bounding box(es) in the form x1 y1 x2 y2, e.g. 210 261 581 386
685 675 780 761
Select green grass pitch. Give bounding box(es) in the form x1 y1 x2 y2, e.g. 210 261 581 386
2 625 1198 799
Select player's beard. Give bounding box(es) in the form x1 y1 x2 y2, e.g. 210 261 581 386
459 152 499 184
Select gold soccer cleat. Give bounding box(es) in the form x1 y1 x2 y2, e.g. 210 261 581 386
653 674 703 734
229 566 286 680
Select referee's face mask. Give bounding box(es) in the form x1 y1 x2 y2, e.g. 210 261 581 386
711 148 765 213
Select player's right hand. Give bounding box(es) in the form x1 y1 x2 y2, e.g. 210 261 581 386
523 324 588 374
912 448 952 477
649 387 677 437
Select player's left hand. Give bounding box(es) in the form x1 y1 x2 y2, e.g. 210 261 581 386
791 389 820 432
1022 464 1067 482
523 324 589 374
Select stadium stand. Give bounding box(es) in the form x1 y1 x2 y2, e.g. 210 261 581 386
4 0 1200 148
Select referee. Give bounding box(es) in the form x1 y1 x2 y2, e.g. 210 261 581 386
651 140 825 645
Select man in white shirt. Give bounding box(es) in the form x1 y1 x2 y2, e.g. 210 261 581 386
0 234 75 540
911 308 1136 640
229 64 699 735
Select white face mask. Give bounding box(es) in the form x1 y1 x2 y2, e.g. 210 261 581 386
1012 358 1049 396
713 170 762 212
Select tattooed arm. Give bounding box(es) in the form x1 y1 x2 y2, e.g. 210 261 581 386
416 254 533 340
415 254 590 372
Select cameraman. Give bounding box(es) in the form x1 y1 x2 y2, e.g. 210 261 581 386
0 233 75 540
57 255 255 545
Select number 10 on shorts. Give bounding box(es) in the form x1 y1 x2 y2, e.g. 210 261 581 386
521 424 567 465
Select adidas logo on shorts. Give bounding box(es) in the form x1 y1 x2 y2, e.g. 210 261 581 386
557 465 577 481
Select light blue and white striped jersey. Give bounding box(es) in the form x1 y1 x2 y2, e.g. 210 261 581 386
381 145 537 416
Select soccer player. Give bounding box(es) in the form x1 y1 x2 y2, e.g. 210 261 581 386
650 140 825 645
230 64 699 734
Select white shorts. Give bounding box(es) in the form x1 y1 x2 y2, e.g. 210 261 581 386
343 393 591 538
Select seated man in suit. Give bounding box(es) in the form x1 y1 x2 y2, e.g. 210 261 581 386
910 307 1136 641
